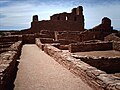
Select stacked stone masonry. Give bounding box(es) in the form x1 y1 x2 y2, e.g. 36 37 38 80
104 33 120 41
0 5 120 90
113 41 120 51
69 41 113 52
31 6 84 32
0 41 22 90
35 38 120 90
72 54 120 73
55 30 111 42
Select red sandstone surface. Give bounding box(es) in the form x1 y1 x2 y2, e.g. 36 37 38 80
14 44 93 90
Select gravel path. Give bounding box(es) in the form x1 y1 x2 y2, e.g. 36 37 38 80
14 44 93 90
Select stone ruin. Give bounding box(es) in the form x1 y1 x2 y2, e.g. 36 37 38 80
92 17 113 32
0 6 120 90
31 6 84 33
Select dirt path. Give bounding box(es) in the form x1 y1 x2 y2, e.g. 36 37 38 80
14 44 93 90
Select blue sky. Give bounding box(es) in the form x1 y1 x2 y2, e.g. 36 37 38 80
0 0 120 30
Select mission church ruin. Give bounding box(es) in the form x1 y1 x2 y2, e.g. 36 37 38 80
0 6 120 90
30 6 113 32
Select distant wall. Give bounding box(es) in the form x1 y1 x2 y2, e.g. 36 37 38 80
104 33 120 41
92 17 113 32
69 42 113 53
0 35 22 42
22 34 35 44
55 30 111 42
31 20 84 32
0 34 41 44
31 6 84 32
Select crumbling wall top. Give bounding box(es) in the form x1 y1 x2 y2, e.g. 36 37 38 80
33 15 38 22
102 17 111 26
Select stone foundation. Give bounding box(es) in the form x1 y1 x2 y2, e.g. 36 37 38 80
0 41 22 90
72 54 120 73
35 41 120 90
69 41 113 53
1 35 22 41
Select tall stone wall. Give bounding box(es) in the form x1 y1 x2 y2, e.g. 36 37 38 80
92 17 113 32
31 6 84 32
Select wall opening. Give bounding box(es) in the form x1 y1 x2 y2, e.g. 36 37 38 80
66 16 68 20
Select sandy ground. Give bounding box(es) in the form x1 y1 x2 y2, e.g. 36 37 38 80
73 50 120 58
14 44 93 90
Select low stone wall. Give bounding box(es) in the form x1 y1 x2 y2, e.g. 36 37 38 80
58 45 69 50
59 39 77 45
0 42 13 54
113 41 120 51
35 38 45 50
69 42 113 53
0 35 22 42
10 41 23 57
40 38 54 44
72 55 120 73
0 41 22 54
44 44 62 57
22 34 35 44
0 34 40 44
0 41 23 90
36 44 120 90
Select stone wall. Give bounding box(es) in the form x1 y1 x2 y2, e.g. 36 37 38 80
72 55 120 73
55 30 111 42
31 6 84 32
37 44 120 90
22 34 35 44
40 38 54 44
104 33 120 41
0 42 14 54
35 38 44 50
0 34 41 44
0 41 22 90
113 41 120 51
0 35 22 42
69 41 113 53
92 17 113 32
